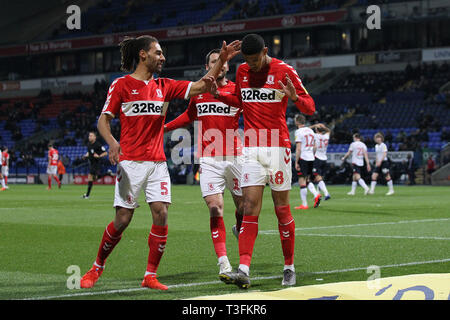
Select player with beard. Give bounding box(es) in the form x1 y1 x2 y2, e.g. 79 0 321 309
79 35 241 290
165 49 244 282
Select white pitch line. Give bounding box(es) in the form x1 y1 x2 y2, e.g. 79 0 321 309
21 258 450 300
259 218 450 235
293 233 450 241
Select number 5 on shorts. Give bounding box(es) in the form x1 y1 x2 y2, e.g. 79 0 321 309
161 182 168 195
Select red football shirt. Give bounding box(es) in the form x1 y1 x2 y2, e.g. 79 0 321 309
165 80 242 157
48 148 59 166
102 75 192 162
1 151 9 166
219 58 315 148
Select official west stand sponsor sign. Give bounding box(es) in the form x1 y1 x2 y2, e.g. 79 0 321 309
73 174 115 185
0 10 347 57
422 47 450 62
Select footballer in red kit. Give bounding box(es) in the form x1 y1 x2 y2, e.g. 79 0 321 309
46 144 61 190
1 147 9 190
79 35 242 290
211 34 315 288
165 49 244 282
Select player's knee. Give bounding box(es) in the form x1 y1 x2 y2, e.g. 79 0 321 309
208 203 223 217
114 208 134 231
243 198 259 216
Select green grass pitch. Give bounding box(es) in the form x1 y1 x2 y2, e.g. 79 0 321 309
0 183 449 300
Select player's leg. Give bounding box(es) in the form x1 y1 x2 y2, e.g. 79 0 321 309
80 206 133 288
385 171 394 195
224 158 244 240
80 160 144 288
0 173 5 190
199 158 234 278
295 175 308 209
348 168 358 195
230 193 244 240
356 170 369 194
272 189 296 286
84 173 95 198
308 170 322 208
142 162 172 290
315 174 330 200
235 185 264 284
142 200 169 290
2 167 8 187
370 171 378 194
52 173 61 188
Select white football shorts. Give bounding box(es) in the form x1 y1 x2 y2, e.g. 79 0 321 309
199 156 243 197
241 147 292 191
113 160 171 209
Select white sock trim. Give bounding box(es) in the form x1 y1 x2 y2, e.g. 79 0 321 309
239 264 250 276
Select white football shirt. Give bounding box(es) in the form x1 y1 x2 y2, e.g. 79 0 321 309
314 133 329 161
375 142 388 162
295 127 315 161
349 141 367 166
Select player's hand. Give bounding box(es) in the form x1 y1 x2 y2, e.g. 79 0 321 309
278 73 298 101
108 141 122 165
367 165 371 172
202 75 218 95
219 40 241 62
295 163 300 171
93 153 100 158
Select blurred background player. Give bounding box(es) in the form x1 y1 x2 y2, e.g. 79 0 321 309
79 35 241 291
311 123 331 200
1 147 9 189
57 159 66 185
294 114 321 210
213 34 315 288
369 132 394 195
341 133 371 195
164 48 244 282
82 131 108 199
46 144 61 190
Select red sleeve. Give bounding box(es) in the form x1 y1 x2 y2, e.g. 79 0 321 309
216 70 242 108
285 66 315 115
102 78 123 117
164 78 193 101
165 98 198 131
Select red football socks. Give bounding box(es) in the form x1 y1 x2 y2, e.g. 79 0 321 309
95 221 123 267
275 205 295 266
210 216 227 259
239 215 259 267
146 224 168 274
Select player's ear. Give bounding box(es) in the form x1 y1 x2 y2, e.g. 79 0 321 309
263 47 268 56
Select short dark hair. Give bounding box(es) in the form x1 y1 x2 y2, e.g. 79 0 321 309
205 49 221 65
48 143 53 148
119 35 158 72
353 133 361 139
241 34 265 55
295 114 306 125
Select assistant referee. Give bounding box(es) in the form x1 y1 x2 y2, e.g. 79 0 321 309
82 131 108 199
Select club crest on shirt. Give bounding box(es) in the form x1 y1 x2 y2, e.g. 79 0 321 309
266 75 275 85
156 89 163 98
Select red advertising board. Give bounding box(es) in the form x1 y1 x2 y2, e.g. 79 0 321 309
73 175 115 185
0 10 347 57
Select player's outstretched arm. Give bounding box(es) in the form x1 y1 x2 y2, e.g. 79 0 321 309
188 40 241 98
295 142 301 171
97 113 121 165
